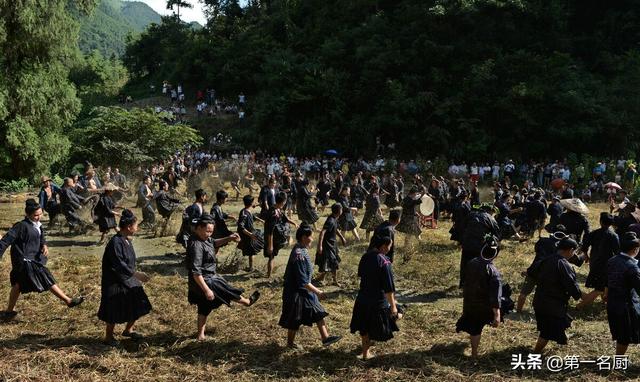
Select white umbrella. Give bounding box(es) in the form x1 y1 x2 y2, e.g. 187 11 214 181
604 182 622 190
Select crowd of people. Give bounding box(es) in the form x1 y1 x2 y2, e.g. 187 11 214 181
157 81 247 122
1 149 640 361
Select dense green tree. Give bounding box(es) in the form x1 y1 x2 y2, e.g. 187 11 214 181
0 0 95 181
121 0 640 160
71 106 202 169
70 50 129 115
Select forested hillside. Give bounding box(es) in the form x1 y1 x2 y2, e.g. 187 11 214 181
124 0 640 159
77 0 162 57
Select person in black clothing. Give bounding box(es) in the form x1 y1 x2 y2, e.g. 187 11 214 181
529 237 584 352
371 210 401 263
495 193 524 241
258 178 277 220
187 214 260 341
606 232 640 355
0 200 84 320
558 208 590 243
279 224 341 350
613 203 637 237
449 191 471 243
349 177 367 210
155 180 181 219
396 187 425 248
336 186 360 242
577 213 620 309
176 188 207 247
95 184 121 245
59 177 86 230
523 191 547 238
316 204 347 286
237 195 264 271
384 173 400 209
97 209 150 346
456 236 503 358
427 179 442 224
211 190 236 240
137 176 156 228
264 192 298 278
296 179 320 228
546 197 563 231
281 172 294 216
516 226 566 312
360 184 384 241
315 172 332 212
350 235 402 360
38 176 61 226
459 205 501 288
470 181 480 206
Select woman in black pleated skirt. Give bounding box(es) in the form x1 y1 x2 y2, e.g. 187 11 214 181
0 200 84 321
97 210 152 346
187 214 260 341
279 224 341 350
350 235 402 360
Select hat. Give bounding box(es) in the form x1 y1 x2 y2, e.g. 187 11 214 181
560 198 589 215
557 237 579 251
40 176 52 184
103 183 117 191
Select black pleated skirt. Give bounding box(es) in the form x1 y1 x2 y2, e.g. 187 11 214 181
337 213 357 231
278 292 328 330
535 311 572 344
350 299 399 341
396 215 421 236
360 210 384 231
315 247 340 272
455 310 493 336
97 216 117 232
10 261 56 294
188 275 244 311
585 271 607 292
239 230 264 256
297 207 319 225
608 307 640 345
98 285 152 324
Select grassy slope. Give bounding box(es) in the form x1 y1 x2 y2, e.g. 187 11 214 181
0 186 638 381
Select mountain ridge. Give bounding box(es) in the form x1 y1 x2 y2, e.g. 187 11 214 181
78 0 202 57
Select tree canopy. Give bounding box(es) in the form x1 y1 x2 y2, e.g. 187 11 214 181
124 0 640 160
71 106 202 169
0 0 96 181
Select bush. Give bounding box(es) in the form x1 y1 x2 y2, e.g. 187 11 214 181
0 178 31 193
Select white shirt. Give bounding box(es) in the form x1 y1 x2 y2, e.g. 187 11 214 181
28 219 42 237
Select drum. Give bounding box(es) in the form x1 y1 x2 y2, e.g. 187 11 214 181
419 195 435 216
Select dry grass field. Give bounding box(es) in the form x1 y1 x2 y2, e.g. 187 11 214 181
0 186 638 381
